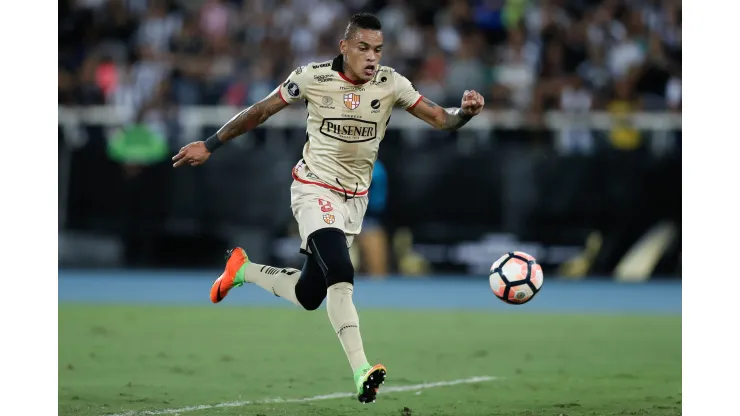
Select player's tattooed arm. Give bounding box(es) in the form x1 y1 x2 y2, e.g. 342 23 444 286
216 92 289 142
172 91 289 167
408 97 472 131
408 91 485 131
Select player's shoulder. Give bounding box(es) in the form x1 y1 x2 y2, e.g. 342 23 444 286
287 60 335 88
377 64 396 74
378 65 408 77
290 59 333 76
376 65 412 85
308 59 334 72
375 65 414 93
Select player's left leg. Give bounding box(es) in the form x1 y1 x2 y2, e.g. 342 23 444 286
308 228 386 403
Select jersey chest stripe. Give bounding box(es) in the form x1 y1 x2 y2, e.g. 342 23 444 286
292 168 369 196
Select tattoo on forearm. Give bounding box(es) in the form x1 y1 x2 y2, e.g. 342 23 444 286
421 97 471 130
217 92 284 141
441 108 473 131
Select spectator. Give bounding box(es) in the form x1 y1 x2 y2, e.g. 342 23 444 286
169 13 209 105
135 0 182 56
490 24 538 110
665 70 681 112
200 0 236 44
444 34 488 106
606 9 646 80
607 78 642 151
577 44 611 99
556 75 595 155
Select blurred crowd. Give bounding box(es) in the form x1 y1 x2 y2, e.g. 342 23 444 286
59 0 682 119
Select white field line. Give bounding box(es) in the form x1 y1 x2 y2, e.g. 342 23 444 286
105 375 498 416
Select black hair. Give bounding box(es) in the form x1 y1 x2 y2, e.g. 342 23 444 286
343 12 382 40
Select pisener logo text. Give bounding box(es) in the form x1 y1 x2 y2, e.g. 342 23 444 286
320 118 377 143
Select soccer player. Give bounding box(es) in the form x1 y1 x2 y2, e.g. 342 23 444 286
172 12 485 403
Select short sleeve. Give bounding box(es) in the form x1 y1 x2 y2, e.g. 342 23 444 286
393 71 423 109
276 65 310 105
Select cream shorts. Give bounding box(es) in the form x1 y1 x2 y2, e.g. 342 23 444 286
290 161 368 254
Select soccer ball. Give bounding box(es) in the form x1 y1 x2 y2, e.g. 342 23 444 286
489 251 544 305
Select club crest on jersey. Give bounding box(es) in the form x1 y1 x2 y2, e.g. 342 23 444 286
323 214 336 225
343 93 361 110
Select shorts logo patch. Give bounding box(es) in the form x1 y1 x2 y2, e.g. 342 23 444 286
323 213 336 224
318 198 333 212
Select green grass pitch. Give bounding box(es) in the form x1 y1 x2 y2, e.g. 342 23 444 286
59 304 681 416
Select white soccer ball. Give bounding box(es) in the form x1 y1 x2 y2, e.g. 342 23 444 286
489 251 544 305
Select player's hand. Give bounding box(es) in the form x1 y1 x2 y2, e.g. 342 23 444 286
172 141 211 168
460 90 485 117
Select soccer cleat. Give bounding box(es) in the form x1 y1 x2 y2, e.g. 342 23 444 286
354 364 387 403
210 248 249 303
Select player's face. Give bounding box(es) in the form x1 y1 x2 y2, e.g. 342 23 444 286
341 29 383 82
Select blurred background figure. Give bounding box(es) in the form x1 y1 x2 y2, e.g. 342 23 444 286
351 159 390 277
106 120 170 266
59 0 681 282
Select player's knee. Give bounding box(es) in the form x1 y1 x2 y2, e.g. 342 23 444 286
295 257 327 311
327 281 354 298
325 257 354 286
308 228 355 286
295 287 325 311
295 278 326 310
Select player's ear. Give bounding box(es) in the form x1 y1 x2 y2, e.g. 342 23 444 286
339 39 347 55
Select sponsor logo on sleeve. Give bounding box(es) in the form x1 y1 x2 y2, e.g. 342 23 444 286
287 82 300 97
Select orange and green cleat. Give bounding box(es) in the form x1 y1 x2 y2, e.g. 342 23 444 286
210 248 249 303
354 363 387 404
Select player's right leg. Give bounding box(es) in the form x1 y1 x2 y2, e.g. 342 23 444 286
210 248 327 309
